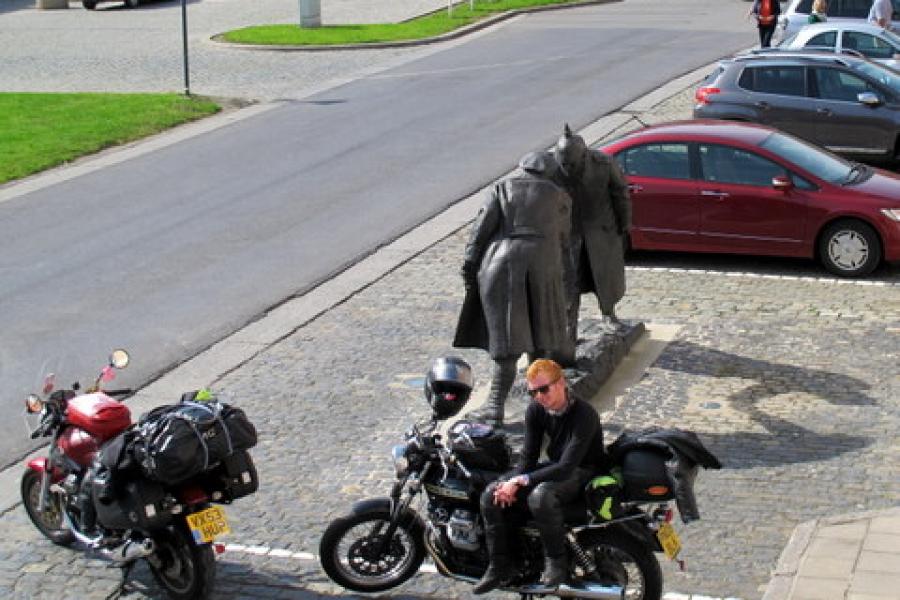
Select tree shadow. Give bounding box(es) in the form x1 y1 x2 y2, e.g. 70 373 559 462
609 340 877 469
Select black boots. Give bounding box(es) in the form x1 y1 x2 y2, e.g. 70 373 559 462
472 557 516 594
470 358 516 427
541 555 569 588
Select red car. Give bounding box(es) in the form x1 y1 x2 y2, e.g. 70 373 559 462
600 120 900 277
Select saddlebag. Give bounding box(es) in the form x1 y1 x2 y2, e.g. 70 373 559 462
448 420 511 471
199 449 259 503
92 469 172 531
131 393 257 485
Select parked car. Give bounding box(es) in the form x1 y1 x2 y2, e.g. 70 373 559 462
83 0 140 8
693 52 900 163
599 120 900 277
777 0 900 42
778 21 900 69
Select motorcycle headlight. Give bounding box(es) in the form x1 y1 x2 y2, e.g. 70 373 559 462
391 443 410 478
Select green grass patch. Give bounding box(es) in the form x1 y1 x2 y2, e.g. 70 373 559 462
0 93 220 184
220 0 590 45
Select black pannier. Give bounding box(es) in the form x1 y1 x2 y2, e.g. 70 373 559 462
199 449 259 503
448 421 511 471
620 448 676 502
92 470 172 531
132 395 257 485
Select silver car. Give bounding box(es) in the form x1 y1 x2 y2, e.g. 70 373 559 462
777 0 900 42
694 52 900 163
779 22 900 69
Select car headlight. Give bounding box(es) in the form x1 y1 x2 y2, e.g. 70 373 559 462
391 443 410 477
880 208 900 222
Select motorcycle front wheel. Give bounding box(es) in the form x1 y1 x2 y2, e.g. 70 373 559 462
20 470 75 546
148 525 216 600
319 510 426 593
579 530 662 600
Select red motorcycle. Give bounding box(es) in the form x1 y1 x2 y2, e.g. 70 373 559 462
21 350 257 600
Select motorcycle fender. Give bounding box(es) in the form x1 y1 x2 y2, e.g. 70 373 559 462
348 497 425 535
593 520 664 553
26 458 49 473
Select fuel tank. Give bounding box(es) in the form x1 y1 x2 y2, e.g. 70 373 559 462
57 426 101 467
66 393 131 442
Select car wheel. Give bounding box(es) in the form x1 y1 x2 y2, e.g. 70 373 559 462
818 220 881 277
83 0 97 8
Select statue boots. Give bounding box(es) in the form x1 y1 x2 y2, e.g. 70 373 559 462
473 521 516 594
470 358 515 428
541 554 569 589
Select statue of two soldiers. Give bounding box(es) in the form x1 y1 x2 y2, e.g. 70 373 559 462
453 125 631 427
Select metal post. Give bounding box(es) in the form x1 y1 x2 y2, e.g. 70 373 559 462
181 0 190 96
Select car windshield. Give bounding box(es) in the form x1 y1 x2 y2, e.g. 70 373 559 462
758 132 852 184
779 32 798 47
883 29 900 48
852 61 900 92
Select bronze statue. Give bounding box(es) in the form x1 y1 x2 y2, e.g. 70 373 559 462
552 125 631 340
453 152 574 427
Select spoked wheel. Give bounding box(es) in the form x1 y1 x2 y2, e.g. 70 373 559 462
579 531 662 600
20 470 75 546
148 526 215 600
319 510 425 593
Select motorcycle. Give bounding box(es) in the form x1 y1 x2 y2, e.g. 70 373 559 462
320 357 719 600
21 349 258 600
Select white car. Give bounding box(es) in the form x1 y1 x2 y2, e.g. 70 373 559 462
778 22 900 70
776 0 900 42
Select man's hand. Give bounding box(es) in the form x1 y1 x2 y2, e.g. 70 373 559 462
492 476 528 508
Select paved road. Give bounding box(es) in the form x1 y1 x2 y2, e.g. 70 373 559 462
0 0 756 466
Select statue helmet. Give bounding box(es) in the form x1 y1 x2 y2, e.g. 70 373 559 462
554 123 587 178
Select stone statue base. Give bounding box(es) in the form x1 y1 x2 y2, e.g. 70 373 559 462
498 319 645 453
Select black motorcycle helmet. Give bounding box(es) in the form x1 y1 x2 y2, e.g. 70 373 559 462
424 357 474 420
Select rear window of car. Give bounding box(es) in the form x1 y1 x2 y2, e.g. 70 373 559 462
617 144 691 180
739 66 807 96
805 31 838 49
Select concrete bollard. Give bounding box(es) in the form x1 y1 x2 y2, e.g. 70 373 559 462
299 0 320 28
36 0 69 7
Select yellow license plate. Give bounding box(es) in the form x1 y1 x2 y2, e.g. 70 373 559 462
186 506 231 544
657 521 681 560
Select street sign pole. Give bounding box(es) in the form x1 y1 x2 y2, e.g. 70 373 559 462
181 0 191 96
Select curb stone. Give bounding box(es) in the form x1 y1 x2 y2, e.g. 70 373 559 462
210 0 620 51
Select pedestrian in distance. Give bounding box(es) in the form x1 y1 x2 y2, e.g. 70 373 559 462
868 0 893 28
748 0 782 47
808 0 828 23
472 359 610 594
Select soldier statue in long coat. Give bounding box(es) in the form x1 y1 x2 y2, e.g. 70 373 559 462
552 125 631 341
453 152 574 427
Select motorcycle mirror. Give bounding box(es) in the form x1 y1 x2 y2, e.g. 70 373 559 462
42 373 56 395
25 394 44 414
110 349 130 369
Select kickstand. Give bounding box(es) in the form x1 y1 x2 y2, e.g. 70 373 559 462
104 562 134 600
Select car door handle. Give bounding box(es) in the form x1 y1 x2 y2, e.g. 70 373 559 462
817 108 832 116
755 101 770 110
701 190 730 199
627 184 643 193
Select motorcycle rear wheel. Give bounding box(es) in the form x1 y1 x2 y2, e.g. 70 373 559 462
148 525 216 600
319 510 425 593
21 470 75 546
579 530 662 600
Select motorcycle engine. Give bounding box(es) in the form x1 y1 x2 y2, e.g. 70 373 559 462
446 509 481 552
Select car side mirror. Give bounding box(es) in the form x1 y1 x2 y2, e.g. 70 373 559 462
857 91 882 106
772 175 793 191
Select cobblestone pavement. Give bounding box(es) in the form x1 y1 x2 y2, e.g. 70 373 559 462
0 0 446 100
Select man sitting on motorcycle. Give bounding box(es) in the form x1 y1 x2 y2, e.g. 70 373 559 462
474 359 609 594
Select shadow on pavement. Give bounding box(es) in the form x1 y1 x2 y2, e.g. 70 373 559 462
651 341 876 469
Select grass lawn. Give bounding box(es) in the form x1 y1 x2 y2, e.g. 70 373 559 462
0 93 220 185
220 0 592 45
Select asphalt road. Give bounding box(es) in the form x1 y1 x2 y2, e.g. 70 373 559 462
0 0 755 466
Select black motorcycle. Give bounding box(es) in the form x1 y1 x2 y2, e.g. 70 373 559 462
320 357 720 599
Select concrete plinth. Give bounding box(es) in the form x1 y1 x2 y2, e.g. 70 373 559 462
299 0 320 28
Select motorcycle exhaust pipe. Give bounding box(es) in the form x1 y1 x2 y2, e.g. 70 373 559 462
99 538 156 565
516 582 625 599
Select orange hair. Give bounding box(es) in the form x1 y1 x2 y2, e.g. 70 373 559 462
526 359 564 383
